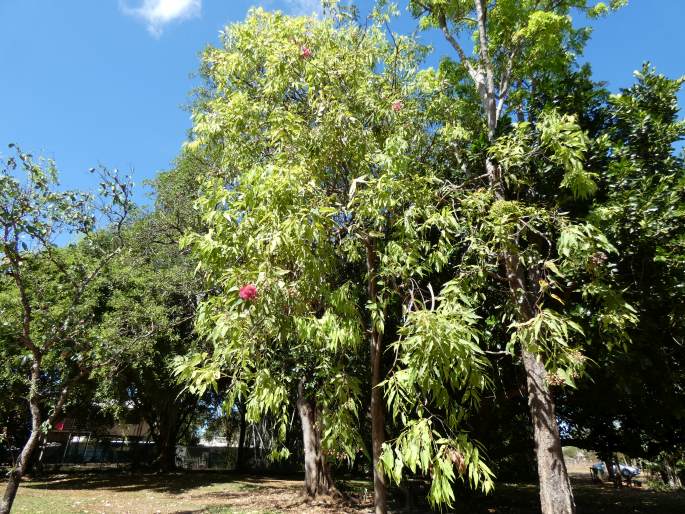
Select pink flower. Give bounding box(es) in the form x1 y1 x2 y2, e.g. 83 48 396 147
55 421 65 431
391 100 404 112
300 45 313 59
239 284 258 301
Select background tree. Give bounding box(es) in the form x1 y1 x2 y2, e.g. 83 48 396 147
559 66 685 488
87 151 211 472
0 145 133 514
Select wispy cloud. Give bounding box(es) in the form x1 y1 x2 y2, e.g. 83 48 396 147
120 0 202 37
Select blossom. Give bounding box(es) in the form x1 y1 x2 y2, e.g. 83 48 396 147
239 284 258 301
391 100 403 112
300 45 313 59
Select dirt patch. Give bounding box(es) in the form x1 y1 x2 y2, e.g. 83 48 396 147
181 477 374 514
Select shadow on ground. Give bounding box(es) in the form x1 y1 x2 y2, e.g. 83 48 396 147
22 471 281 495
12 470 685 513
446 473 685 514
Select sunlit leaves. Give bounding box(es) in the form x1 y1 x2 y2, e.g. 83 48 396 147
380 419 494 507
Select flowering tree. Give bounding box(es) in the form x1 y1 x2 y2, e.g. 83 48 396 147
175 7 493 511
174 9 371 498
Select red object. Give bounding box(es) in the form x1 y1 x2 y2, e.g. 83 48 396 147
239 284 258 301
300 45 313 59
55 421 65 431
391 100 404 112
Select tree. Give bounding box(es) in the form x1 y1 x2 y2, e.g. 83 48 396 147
559 65 685 487
405 1 631 512
175 9 373 498
0 145 132 514
87 151 211 472
175 8 493 511
89 234 207 471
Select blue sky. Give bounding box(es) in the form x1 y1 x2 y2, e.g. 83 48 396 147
1 1 683 206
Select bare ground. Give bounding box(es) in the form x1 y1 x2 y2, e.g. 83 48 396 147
3 470 685 514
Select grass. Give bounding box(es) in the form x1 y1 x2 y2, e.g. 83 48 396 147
8 472 278 514
2 470 684 513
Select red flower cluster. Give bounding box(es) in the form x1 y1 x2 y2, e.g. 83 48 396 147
391 100 403 112
300 45 313 59
239 284 258 301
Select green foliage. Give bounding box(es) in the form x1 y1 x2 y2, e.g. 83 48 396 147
0 142 134 471
409 0 625 121
380 420 494 507
175 7 493 504
559 65 685 466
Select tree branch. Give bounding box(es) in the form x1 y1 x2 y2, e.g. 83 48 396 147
496 46 519 122
439 17 481 86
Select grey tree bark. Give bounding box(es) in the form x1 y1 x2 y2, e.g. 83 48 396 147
296 379 335 497
504 250 575 514
521 349 575 513
0 360 42 514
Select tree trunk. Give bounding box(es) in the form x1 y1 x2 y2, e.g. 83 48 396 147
152 406 180 473
366 239 387 514
156 431 178 472
1 359 42 514
437 0 576 509
503 250 575 514
297 379 334 497
612 455 624 489
661 456 682 489
522 350 576 514
370 332 387 514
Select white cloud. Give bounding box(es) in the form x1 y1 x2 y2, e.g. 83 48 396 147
120 0 202 36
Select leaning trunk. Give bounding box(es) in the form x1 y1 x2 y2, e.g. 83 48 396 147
297 379 334 497
0 428 40 514
1 359 42 514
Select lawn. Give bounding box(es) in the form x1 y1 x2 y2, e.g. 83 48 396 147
3 471 685 514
